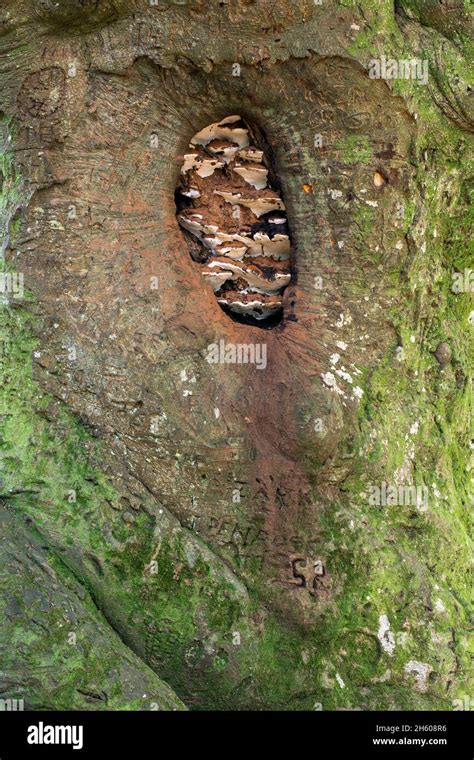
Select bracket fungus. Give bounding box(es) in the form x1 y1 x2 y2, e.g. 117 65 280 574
176 115 291 326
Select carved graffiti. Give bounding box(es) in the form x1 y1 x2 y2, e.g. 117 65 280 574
289 555 326 594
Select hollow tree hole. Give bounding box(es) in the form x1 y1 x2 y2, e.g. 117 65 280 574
175 115 292 328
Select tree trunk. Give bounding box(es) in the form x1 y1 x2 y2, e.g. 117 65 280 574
0 0 472 710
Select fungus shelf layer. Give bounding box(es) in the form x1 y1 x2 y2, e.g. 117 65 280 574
176 115 291 326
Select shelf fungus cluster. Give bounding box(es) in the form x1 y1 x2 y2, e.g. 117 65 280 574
176 116 291 325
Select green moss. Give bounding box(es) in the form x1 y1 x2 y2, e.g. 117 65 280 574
335 134 373 164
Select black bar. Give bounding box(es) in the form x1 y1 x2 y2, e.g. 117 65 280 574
0 710 471 757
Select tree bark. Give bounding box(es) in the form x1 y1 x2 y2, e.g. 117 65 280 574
0 0 472 710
